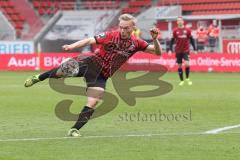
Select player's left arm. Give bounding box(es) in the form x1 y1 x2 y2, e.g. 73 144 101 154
190 37 197 51
144 28 162 55
188 29 197 52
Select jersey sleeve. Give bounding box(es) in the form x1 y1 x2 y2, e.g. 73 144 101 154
94 32 109 44
137 39 149 51
172 29 177 38
187 29 193 38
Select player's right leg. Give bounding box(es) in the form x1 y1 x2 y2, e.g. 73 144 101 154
24 67 62 87
176 56 184 86
24 58 79 87
68 70 107 137
178 65 185 86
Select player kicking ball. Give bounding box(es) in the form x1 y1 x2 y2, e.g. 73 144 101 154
169 16 197 86
24 14 162 137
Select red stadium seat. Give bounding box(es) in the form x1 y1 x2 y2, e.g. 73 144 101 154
10 14 19 21
13 21 24 30
129 0 151 8
32 1 40 8
160 0 240 15
122 7 141 14
82 1 118 10
4 7 16 14
122 0 152 15
178 0 240 15
17 14 25 22
40 2 48 8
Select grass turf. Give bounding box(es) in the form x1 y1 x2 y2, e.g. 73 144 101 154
0 71 240 160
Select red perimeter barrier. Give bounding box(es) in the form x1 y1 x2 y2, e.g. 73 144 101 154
223 39 240 54
1 52 240 72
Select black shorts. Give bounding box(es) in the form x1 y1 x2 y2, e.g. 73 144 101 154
176 52 189 64
78 58 107 89
60 57 107 89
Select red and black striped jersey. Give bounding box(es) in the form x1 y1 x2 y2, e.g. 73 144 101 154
172 27 192 53
90 31 149 78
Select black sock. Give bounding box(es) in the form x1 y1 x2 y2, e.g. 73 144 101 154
178 68 184 81
185 67 190 79
72 106 94 130
39 68 59 81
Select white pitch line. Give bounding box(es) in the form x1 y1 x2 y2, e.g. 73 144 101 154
0 132 204 142
205 124 240 134
1 131 240 142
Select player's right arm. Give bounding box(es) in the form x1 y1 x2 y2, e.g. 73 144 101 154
62 38 96 51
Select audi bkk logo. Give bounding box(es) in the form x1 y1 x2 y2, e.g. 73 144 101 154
227 42 240 54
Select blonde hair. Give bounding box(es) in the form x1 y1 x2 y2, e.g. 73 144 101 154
118 14 137 26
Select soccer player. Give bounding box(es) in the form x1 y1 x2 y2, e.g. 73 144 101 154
208 20 220 52
24 14 161 137
169 17 196 86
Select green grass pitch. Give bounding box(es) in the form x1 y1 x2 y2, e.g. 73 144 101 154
0 71 240 160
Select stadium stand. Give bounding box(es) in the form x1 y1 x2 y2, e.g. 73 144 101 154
122 0 152 14
12 0 44 39
160 0 240 5
159 0 240 15
0 0 25 38
0 0 239 41
30 0 120 16
30 0 77 15
0 0 120 39
81 0 120 10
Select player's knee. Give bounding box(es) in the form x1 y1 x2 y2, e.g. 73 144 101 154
87 93 103 108
98 92 104 99
86 98 100 108
86 87 105 108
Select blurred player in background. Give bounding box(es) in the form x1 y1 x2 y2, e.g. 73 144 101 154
24 14 161 137
132 27 142 39
196 25 208 52
208 20 220 52
169 16 197 86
